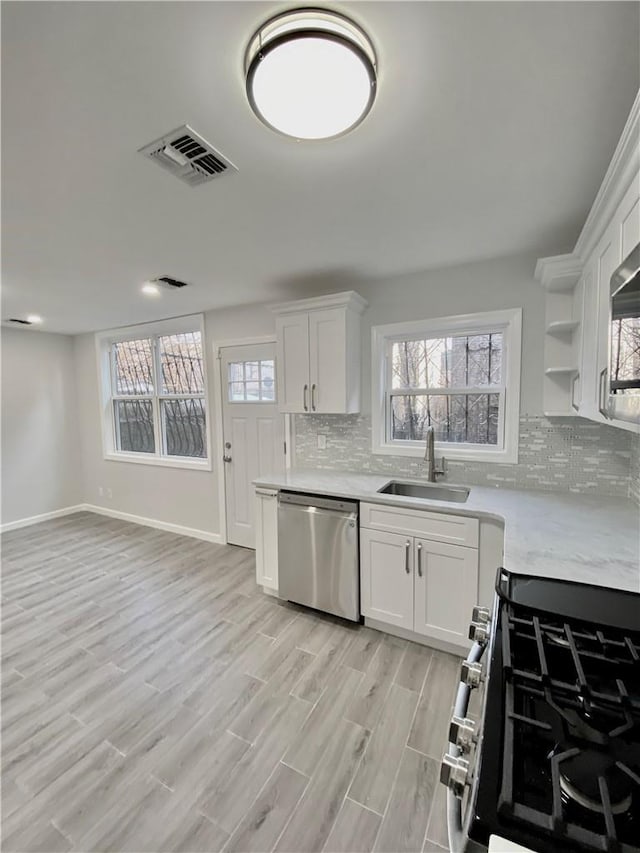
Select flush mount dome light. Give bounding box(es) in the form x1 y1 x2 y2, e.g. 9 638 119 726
245 8 377 140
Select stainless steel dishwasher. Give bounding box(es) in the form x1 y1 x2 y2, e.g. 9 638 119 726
278 491 360 622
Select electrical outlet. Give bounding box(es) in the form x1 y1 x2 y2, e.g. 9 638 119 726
317 434 327 450
106 488 113 499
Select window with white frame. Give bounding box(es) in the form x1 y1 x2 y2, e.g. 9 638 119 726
372 309 522 463
97 316 210 467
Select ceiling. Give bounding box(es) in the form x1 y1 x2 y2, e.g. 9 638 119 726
2 1 639 334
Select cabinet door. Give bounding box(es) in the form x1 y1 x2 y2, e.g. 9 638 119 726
360 528 413 630
276 313 310 413
308 308 347 413
413 539 477 646
255 489 278 590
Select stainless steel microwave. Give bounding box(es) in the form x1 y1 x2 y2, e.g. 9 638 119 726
602 242 640 424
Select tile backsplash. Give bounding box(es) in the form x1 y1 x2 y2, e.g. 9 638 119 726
294 414 638 500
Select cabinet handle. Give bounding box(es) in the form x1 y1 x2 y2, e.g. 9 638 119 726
405 540 411 574
303 384 309 412
311 383 317 411
598 367 609 419
571 373 579 412
417 542 423 577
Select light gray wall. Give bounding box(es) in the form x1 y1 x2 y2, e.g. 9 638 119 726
73 302 276 537
353 252 544 415
1 327 83 524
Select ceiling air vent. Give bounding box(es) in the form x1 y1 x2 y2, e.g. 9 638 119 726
151 276 190 290
139 125 238 187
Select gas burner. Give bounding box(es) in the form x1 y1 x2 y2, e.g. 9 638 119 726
556 748 634 816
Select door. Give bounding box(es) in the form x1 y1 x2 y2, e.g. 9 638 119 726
360 528 414 630
276 313 310 413
221 343 285 548
413 539 477 646
308 308 346 412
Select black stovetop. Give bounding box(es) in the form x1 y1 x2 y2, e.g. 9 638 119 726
470 570 640 853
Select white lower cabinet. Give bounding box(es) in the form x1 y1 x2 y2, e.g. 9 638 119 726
360 517 479 648
360 528 414 630
255 488 278 590
413 537 478 646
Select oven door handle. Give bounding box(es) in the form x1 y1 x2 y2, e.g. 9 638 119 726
446 641 485 853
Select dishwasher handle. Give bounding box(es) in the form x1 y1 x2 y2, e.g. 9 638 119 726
278 491 358 516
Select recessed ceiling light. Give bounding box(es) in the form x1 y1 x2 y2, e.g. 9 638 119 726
245 9 377 141
141 282 161 296
26 314 43 324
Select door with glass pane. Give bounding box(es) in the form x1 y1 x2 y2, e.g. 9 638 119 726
221 343 285 548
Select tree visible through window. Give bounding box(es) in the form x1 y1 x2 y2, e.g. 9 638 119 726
111 330 207 458
389 332 503 446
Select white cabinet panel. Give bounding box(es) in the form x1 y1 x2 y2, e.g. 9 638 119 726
274 292 365 415
360 528 414 630
360 502 479 547
413 538 477 646
255 489 278 590
309 308 347 413
276 313 310 414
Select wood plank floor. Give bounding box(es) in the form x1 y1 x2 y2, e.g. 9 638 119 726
1 512 459 852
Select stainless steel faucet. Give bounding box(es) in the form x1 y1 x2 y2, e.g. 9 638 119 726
424 425 445 482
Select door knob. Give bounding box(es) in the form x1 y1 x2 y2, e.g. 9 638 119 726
223 455 232 463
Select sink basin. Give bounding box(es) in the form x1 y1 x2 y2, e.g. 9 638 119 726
378 480 470 503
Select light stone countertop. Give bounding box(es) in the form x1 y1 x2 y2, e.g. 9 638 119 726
254 468 640 593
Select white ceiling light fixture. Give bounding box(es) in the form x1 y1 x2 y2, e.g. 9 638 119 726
245 8 377 141
26 314 43 324
141 282 161 296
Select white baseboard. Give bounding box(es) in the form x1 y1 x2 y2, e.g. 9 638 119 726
81 504 223 544
1 504 87 533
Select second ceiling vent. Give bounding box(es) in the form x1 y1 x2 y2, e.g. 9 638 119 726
139 125 238 187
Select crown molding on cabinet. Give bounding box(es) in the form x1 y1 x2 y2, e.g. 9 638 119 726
574 89 640 263
534 253 583 291
271 290 368 316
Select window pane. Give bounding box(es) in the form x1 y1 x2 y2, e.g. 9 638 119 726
159 331 204 395
162 399 206 458
228 362 244 382
391 393 500 445
245 361 260 381
114 339 154 395
226 359 276 403
229 382 245 401
114 400 155 453
392 333 502 389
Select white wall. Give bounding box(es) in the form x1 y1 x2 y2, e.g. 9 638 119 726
71 253 544 538
73 302 276 537
1 327 83 524
354 252 544 415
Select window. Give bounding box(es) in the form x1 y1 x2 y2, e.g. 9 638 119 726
372 309 522 463
228 359 275 401
96 316 210 469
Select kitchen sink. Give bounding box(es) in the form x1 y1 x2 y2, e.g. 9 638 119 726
378 480 470 503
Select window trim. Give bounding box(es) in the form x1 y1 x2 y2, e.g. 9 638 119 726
371 308 522 464
95 314 212 471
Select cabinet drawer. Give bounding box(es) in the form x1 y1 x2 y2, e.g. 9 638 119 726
360 502 478 548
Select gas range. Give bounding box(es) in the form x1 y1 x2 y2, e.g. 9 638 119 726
442 569 640 853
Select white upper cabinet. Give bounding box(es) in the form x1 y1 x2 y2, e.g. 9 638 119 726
536 90 640 431
275 313 310 414
274 291 367 414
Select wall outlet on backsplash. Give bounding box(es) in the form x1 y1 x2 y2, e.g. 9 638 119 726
317 434 327 450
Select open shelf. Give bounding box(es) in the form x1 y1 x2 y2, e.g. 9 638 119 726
546 320 579 335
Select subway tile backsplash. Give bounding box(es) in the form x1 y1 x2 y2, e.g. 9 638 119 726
294 414 638 501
